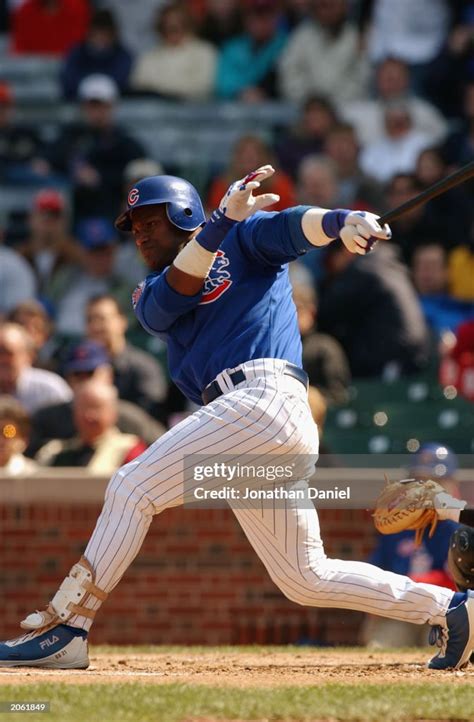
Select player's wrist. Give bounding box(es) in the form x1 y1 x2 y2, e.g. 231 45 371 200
321 209 352 240
196 209 238 252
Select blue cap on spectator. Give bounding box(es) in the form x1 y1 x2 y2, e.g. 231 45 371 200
62 341 109 374
76 218 117 249
409 442 458 479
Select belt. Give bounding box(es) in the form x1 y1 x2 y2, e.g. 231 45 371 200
201 362 308 405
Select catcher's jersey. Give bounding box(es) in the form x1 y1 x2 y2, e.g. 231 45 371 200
133 206 314 405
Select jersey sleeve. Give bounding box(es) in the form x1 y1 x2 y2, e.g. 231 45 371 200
237 206 315 267
132 270 203 337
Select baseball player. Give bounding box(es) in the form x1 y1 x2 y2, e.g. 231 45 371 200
1 167 473 670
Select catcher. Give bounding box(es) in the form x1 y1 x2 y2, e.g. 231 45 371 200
374 451 474 652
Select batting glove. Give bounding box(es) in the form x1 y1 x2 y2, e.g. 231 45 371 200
340 211 392 255
219 165 280 222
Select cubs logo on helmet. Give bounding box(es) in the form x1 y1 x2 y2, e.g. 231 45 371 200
128 188 139 206
200 251 232 305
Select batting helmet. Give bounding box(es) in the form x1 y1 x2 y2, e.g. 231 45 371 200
448 525 474 591
115 175 206 233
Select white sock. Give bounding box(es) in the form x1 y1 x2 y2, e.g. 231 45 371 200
434 492 467 522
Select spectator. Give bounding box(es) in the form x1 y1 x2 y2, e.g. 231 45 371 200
439 320 474 402
199 0 243 47
0 322 72 413
443 82 474 168
0 82 45 183
61 8 133 99
340 57 447 148
0 245 37 318
215 0 287 101
11 0 90 56
36 380 147 473
365 0 450 91
41 74 144 220
95 0 166 57
415 147 471 245
85 295 168 418
290 263 350 404
207 135 295 212
54 217 132 337
384 173 441 265
448 227 474 303
28 339 166 455
0 396 37 476
130 3 216 100
323 123 384 210
411 242 474 336
278 0 369 104
8 300 57 369
317 242 430 378
274 95 337 179
296 155 340 209
16 189 83 302
360 102 432 183
362 443 459 647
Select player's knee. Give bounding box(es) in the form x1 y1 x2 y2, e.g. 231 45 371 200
104 464 154 514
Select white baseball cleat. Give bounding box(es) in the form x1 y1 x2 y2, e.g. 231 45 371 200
0 624 89 669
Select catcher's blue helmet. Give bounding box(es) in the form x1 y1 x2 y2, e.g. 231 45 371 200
409 442 458 479
115 175 206 232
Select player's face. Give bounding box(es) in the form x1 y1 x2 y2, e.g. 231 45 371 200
131 205 188 272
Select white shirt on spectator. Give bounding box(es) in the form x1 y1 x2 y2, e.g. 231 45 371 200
340 97 448 147
131 38 217 100
0 247 37 315
15 367 73 414
2 453 38 476
360 130 433 183
368 0 450 65
278 20 369 104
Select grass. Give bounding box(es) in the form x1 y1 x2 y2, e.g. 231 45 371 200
1 681 473 722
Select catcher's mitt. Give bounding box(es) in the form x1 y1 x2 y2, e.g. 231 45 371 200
373 476 445 546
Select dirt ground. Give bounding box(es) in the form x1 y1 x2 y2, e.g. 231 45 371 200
1 648 473 687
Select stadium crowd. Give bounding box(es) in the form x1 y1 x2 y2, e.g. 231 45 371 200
0 0 473 475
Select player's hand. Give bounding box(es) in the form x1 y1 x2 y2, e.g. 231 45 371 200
219 165 280 222
340 211 392 255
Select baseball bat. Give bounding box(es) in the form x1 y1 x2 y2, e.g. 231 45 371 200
378 159 474 226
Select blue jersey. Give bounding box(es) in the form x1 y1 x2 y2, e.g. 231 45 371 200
133 206 314 405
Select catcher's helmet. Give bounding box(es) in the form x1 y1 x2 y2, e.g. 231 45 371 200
409 442 458 480
115 175 206 232
448 525 474 591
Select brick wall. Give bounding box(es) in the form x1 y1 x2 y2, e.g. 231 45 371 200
1 500 376 645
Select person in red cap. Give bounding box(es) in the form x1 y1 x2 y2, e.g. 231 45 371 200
0 82 44 183
16 189 84 303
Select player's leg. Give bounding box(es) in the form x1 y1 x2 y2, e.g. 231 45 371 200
0 365 310 667
230 481 474 669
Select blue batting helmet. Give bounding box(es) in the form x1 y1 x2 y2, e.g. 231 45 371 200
115 175 206 232
409 442 458 480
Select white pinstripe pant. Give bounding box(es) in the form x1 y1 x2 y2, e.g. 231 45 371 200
69 359 453 630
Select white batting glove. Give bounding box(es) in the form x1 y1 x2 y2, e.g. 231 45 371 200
219 165 280 222
340 211 392 255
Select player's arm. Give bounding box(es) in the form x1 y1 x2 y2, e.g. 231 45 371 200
167 166 279 296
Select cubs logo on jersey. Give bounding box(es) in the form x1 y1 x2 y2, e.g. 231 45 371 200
132 280 145 309
200 250 232 305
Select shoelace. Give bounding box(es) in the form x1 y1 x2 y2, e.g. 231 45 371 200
429 624 449 655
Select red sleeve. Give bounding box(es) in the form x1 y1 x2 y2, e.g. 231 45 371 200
411 570 457 590
123 440 148 464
